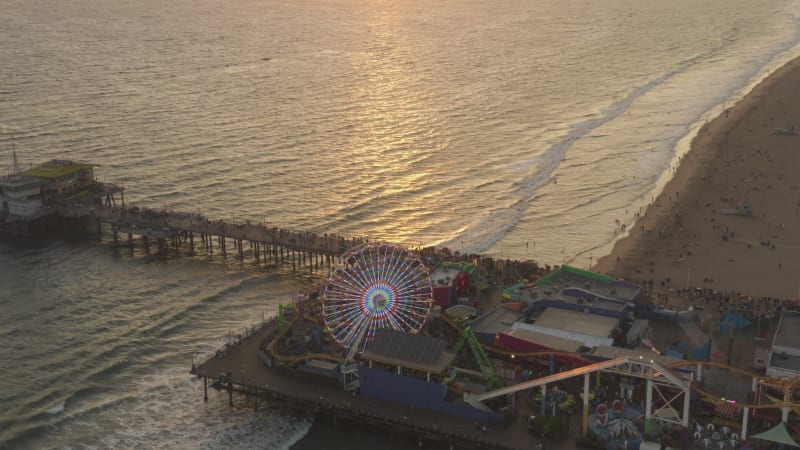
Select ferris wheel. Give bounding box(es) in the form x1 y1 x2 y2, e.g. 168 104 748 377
323 243 433 353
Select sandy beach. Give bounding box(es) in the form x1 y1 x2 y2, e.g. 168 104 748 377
594 55 800 302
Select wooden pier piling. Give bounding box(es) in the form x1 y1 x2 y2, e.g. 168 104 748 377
192 316 523 450
62 206 360 270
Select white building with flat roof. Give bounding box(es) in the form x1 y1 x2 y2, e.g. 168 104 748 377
767 310 800 379
511 308 618 349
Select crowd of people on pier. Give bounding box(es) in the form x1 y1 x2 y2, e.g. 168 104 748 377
111 204 375 254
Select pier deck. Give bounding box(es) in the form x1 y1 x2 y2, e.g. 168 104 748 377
52 204 368 267
192 314 561 450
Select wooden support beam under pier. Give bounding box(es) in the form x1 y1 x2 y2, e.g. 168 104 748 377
77 206 358 268
192 316 524 450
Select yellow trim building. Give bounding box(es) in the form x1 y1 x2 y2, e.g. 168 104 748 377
23 160 96 196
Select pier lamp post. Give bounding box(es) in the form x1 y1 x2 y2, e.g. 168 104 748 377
686 267 690 289
726 326 734 366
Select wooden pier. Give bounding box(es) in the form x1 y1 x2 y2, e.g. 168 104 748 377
191 309 542 450
57 204 369 270
0 161 363 269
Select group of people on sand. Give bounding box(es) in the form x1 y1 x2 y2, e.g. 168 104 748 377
685 287 800 318
605 275 800 324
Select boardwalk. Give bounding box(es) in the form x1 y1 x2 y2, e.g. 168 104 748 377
192 311 554 450
59 204 370 266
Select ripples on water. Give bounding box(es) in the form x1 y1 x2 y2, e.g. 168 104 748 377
3 0 800 263
1 0 800 447
0 240 317 448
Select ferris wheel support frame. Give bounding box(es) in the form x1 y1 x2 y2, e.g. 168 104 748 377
322 243 433 353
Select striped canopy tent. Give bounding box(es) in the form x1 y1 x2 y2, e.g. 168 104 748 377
715 400 739 417
751 423 800 447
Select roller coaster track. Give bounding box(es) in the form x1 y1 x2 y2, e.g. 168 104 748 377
441 310 800 412
440 308 594 364
667 360 784 387
667 359 800 412
265 306 800 412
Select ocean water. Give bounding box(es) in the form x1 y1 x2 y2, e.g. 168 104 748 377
1 0 800 448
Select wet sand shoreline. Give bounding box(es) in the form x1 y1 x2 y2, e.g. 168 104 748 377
594 55 800 301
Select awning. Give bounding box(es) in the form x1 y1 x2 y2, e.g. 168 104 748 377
751 423 800 447
715 400 738 417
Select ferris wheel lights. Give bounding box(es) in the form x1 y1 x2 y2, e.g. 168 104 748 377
323 244 433 353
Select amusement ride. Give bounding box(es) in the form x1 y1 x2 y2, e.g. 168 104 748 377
262 243 800 448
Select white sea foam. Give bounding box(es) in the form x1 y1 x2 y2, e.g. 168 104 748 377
4 0 800 448
45 401 65 415
74 366 312 450
440 49 717 256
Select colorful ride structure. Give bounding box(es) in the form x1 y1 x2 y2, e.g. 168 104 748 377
322 243 434 353
320 243 434 390
453 326 500 388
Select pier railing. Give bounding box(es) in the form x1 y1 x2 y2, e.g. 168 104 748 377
59 204 369 262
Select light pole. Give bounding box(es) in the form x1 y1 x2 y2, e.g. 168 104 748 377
686 267 690 289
